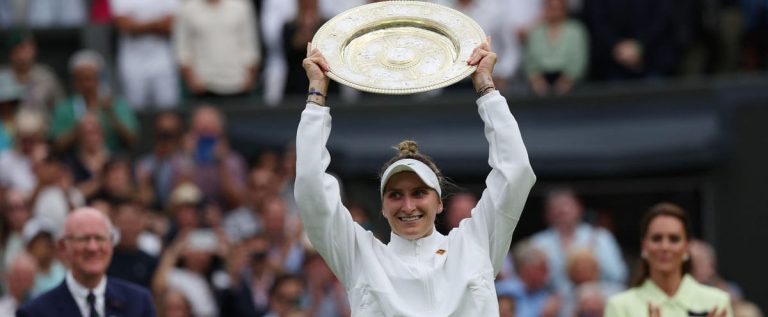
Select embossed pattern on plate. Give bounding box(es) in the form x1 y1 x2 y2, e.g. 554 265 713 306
312 1 486 94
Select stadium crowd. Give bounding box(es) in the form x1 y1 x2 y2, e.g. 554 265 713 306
0 0 767 316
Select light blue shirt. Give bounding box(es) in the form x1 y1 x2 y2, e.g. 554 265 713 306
495 278 554 317
531 223 627 291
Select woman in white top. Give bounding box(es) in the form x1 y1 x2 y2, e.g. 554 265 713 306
294 38 536 316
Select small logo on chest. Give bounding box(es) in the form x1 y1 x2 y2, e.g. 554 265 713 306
435 249 446 255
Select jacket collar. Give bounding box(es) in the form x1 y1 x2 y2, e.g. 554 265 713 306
638 274 701 304
388 227 445 254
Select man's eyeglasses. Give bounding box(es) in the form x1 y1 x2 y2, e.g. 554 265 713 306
64 234 111 246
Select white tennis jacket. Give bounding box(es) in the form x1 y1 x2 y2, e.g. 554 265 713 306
295 91 536 316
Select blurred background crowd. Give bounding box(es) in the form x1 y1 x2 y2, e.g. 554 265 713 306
0 0 768 316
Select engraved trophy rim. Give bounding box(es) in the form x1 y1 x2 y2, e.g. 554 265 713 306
311 1 486 95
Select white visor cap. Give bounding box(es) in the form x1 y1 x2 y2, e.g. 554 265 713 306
380 159 441 197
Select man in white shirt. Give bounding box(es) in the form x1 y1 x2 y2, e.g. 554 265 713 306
112 0 181 110
174 0 261 96
16 208 156 317
0 252 37 316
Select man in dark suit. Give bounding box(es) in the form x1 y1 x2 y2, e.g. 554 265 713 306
17 207 156 317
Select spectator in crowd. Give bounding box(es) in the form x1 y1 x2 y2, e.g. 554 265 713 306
22 0 87 27
0 72 23 153
159 289 193 317
439 191 478 234
530 187 627 291
280 0 330 98
227 234 281 317
302 251 350 317
261 0 298 105
65 112 113 200
496 240 559 317
525 0 589 96
0 252 37 316
136 111 188 210
163 182 203 243
112 0 180 110
174 0 261 98
689 239 742 300
183 105 247 209
153 231 227 317
498 294 517 317
21 218 66 298
572 283 605 317
558 248 622 317
222 167 277 243
447 0 528 91
0 30 64 111
261 195 304 274
50 50 138 153
31 154 86 231
605 203 732 316
0 109 48 197
91 156 136 203
0 189 30 273
107 199 159 289
17 207 157 317
582 0 687 80
264 274 307 317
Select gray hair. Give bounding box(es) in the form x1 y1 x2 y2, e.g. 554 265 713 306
511 239 547 269
68 49 105 74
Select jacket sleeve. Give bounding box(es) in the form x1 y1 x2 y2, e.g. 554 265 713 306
294 103 360 286
457 91 536 274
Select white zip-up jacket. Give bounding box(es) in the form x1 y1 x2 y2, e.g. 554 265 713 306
294 91 536 316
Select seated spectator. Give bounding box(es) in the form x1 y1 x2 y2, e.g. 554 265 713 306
226 234 281 317
153 230 228 317
91 156 136 203
182 106 246 209
261 195 304 274
0 109 48 197
64 112 113 200
496 240 559 317
107 199 159 289
136 111 188 210
530 187 627 291
0 30 64 111
265 274 307 317
439 191 478 234
689 239 743 300
571 283 605 317
31 154 86 231
0 189 30 272
302 251 350 317
0 252 37 316
159 289 194 317
498 294 517 317
558 248 623 317
174 0 261 98
0 72 23 153
50 50 138 153
164 182 203 243
21 217 66 298
525 0 588 96
112 0 180 110
223 167 278 243
281 0 330 98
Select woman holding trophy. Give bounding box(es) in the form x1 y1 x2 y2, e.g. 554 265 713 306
294 32 536 315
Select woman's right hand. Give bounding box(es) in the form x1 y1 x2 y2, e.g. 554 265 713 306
303 42 331 96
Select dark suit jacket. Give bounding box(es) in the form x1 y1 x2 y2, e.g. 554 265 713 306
16 277 156 317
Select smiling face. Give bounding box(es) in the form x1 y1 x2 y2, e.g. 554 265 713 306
60 208 113 287
642 215 688 277
382 172 443 240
